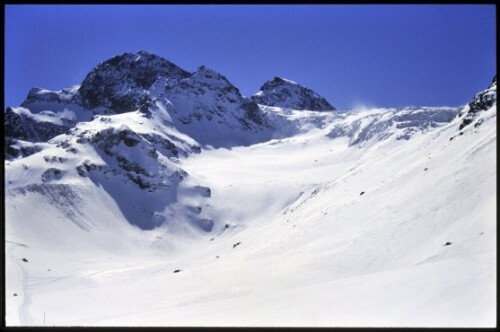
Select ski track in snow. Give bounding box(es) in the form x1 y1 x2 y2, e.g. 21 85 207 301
6 242 34 325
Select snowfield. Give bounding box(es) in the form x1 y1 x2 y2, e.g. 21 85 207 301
4 51 496 327
4 103 496 327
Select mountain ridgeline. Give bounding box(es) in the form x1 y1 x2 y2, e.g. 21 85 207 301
7 51 340 153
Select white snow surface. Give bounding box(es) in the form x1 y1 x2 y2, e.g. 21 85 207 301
4 102 496 327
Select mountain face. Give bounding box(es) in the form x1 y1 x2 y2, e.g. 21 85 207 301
150 65 270 146
252 76 336 111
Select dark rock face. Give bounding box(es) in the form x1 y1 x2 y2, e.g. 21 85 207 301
5 139 42 160
79 126 188 191
41 168 64 183
5 108 69 143
252 77 336 111
79 51 191 112
4 108 69 159
240 100 265 127
459 76 497 130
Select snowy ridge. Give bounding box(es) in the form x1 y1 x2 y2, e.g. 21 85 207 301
262 105 458 146
21 85 82 111
325 106 459 146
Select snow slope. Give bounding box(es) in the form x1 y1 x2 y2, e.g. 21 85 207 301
5 99 495 326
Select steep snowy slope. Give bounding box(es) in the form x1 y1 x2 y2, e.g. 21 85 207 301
4 53 496 327
5 107 213 231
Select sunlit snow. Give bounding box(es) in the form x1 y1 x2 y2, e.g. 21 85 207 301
5 102 495 327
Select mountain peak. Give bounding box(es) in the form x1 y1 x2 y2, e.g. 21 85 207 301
252 77 336 112
193 65 224 79
270 76 298 86
189 65 238 91
78 51 191 112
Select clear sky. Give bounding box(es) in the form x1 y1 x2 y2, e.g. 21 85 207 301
5 4 496 110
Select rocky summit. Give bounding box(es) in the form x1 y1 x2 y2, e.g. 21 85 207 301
252 76 336 111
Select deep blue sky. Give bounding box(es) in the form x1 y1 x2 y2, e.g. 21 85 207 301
5 5 496 110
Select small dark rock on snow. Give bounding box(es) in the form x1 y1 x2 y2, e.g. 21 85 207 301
173 269 182 273
444 242 452 246
22 258 28 262
233 242 242 248
360 191 365 196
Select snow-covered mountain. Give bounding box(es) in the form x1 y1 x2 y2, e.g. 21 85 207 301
252 76 336 111
5 51 274 156
4 51 496 327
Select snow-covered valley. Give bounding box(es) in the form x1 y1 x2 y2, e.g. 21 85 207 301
4 52 496 327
